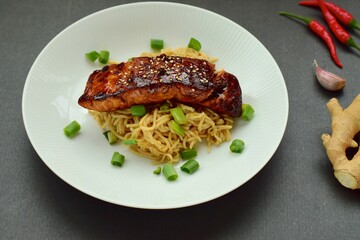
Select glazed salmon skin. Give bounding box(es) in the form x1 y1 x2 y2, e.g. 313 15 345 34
78 54 242 117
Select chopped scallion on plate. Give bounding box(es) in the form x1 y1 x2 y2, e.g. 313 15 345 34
241 104 255 121
162 163 178 181
170 106 187 125
111 152 125 167
180 159 200 174
230 139 245 153
188 37 202 51
103 130 118 144
169 120 185 137
153 166 162 175
151 39 164 50
160 102 170 111
98 50 110 64
63 120 81 138
85 51 100 62
130 105 147 116
123 139 137 145
180 148 197 160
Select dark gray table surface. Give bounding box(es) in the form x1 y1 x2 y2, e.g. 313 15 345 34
2 0 360 239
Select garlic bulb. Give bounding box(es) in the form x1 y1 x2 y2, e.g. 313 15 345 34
314 60 346 91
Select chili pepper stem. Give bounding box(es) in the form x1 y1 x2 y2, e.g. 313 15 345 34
347 38 360 51
349 20 360 31
278 11 312 24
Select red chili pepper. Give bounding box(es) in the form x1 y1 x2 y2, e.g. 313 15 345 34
317 0 360 51
279 11 342 68
299 1 360 30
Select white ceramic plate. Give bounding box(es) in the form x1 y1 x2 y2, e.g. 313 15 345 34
22 2 288 209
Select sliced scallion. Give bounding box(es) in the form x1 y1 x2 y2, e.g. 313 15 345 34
85 51 100 62
170 107 187 125
98 50 110 64
188 37 202 51
160 102 170 111
230 139 245 153
111 152 125 167
169 120 185 137
180 148 197 160
103 131 118 144
63 120 81 138
180 159 200 174
241 104 255 121
151 39 164 50
123 139 137 145
162 163 178 181
130 105 147 116
153 166 162 175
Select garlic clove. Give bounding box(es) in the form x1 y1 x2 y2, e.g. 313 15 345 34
314 60 346 91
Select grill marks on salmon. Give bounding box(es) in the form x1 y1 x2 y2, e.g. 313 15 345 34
78 54 242 117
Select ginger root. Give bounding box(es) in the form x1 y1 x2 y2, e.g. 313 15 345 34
322 94 360 189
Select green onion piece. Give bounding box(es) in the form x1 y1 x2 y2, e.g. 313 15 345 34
123 139 137 145
188 37 202 51
63 120 81 138
160 102 170 111
153 166 162 175
128 57 133 62
230 139 245 153
151 39 164 50
180 159 200 174
103 131 109 141
241 104 255 121
180 148 197 160
85 51 100 62
111 151 125 167
130 105 147 116
170 107 187 125
103 131 118 144
169 120 185 137
162 163 178 181
98 50 110 64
